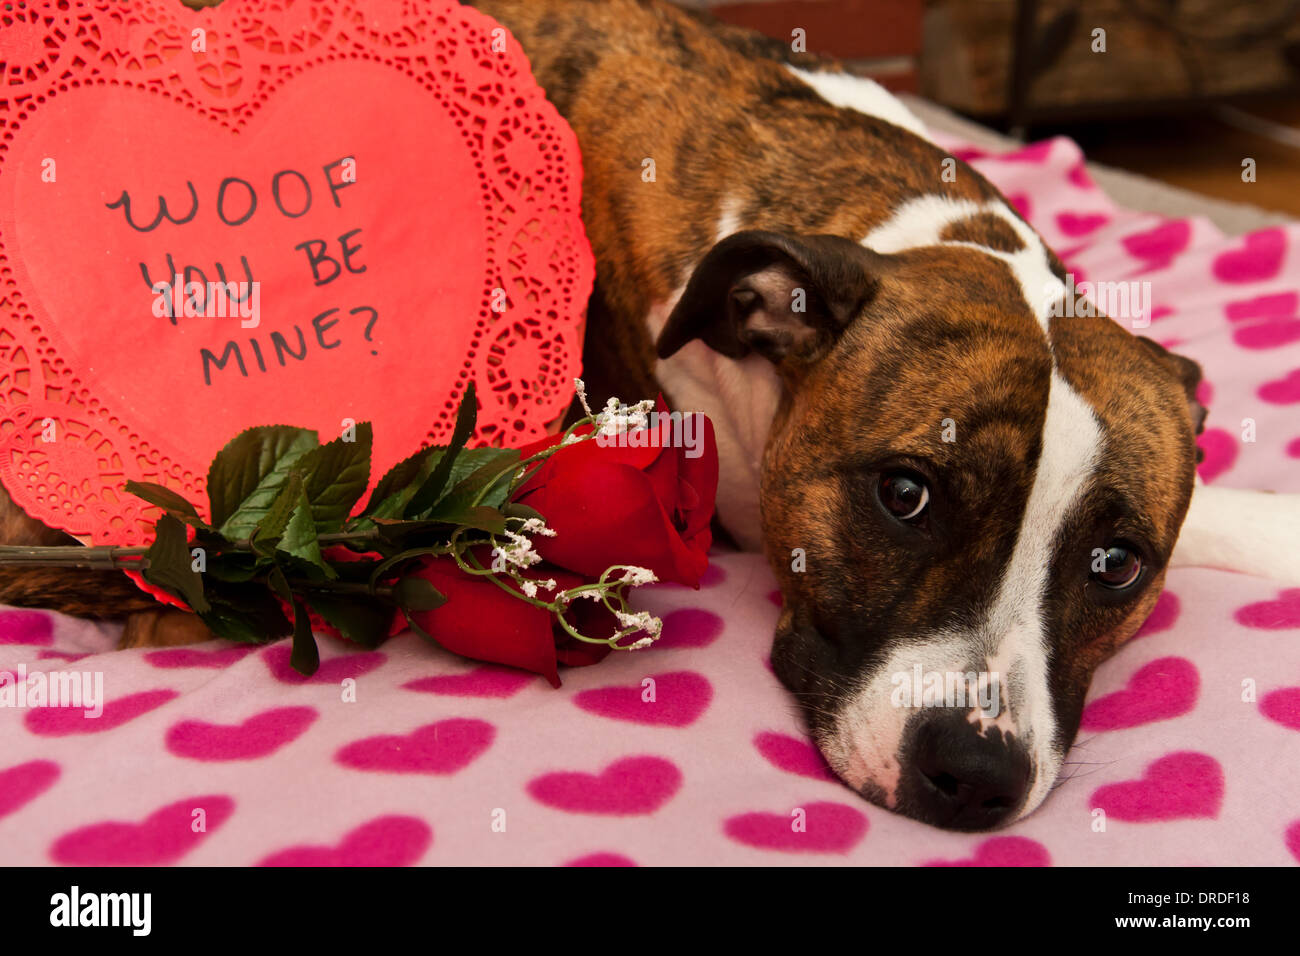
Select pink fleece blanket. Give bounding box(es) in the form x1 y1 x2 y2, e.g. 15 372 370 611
2 134 1299 866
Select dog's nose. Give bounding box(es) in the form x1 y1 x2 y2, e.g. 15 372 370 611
907 716 1031 830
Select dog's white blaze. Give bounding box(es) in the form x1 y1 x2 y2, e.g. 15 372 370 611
988 372 1103 817
967 677 1017 738
841 194 1097 816
785 66 930 140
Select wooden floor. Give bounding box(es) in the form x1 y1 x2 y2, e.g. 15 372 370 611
1058 92 1300 218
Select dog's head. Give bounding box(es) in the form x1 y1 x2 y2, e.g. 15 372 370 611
657 224 1205 829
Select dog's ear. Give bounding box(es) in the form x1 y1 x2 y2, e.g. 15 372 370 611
656 230 886 365
1137 336 1208 459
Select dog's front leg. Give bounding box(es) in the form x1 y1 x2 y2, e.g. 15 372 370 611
1170 481 1300 584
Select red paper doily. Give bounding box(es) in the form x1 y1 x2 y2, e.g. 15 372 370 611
0 0 594 551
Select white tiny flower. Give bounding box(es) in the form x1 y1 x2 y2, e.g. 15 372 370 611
618 566 658 587
596 397 623 438
615 609 662 638
520 579 539 599
499 530 543 569
573 378 595 419
518 517 555 537
590 394 659 441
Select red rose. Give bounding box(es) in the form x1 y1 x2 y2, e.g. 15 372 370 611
399 401 718 685
514 399 718 587
401 549 616 688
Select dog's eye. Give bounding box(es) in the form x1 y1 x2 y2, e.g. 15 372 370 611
1093 542 1142 589
879 471 929 522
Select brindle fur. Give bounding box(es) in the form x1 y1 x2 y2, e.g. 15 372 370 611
471 0 1205 810
470 0 1063 395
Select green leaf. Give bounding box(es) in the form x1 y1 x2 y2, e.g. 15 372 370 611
197 581 291 644
393 576 448 612
308 593 393 649
370 505 506 542
430 448 521 516
142 514 209 613
328 557 388 584
289 609 318 674
208 426 319 539
360 444 447 522
251 471 304 555
202 553 264 583
269 568 320 676
292 422 373 534
368 518 450 546
276 485 336 580
404 383 477 517
125 481 210 529
503 502 545 524
425 507 509 535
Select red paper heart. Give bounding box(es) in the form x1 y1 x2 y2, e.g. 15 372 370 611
0 0 593 560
